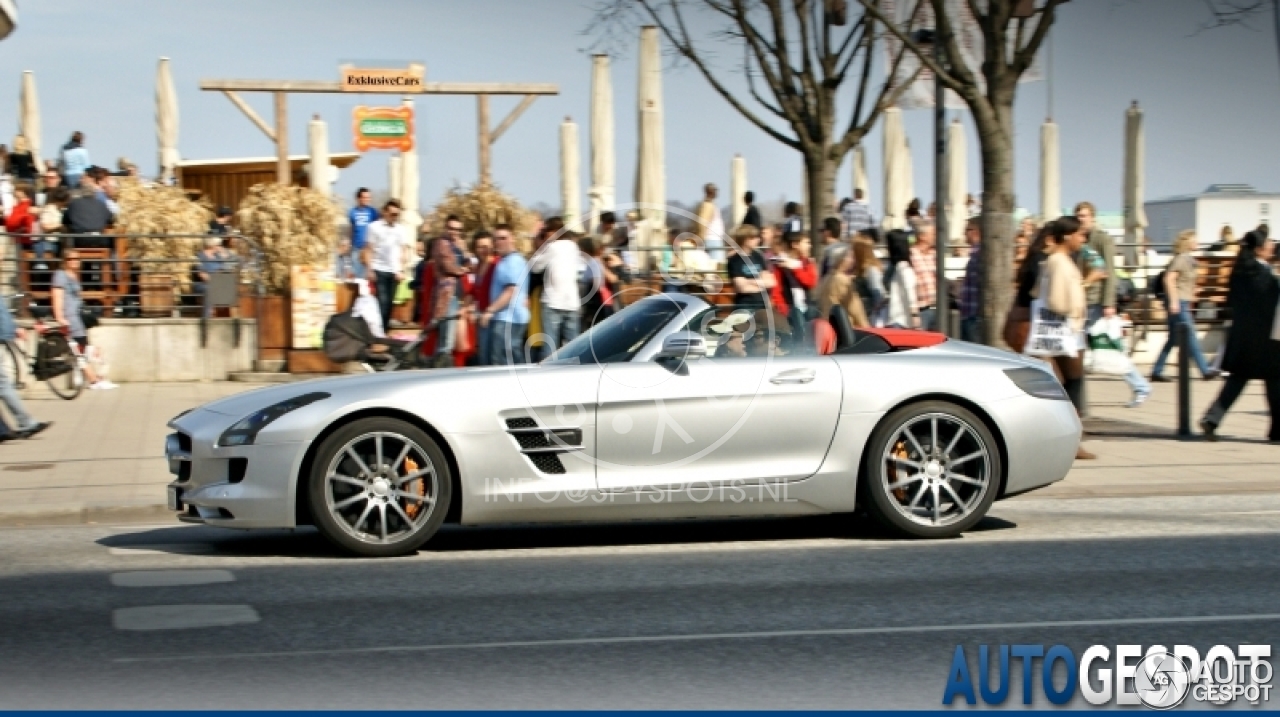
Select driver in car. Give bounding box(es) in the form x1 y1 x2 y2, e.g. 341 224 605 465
747 309 792 358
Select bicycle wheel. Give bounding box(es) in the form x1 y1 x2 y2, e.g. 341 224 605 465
44 336 84 401
0 341 23 390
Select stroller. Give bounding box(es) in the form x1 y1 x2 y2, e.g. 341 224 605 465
323 310 418 372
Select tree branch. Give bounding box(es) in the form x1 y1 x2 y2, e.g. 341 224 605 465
853 0 967 91
1012 0 1066 76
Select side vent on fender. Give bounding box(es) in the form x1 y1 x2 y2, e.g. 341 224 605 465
503 416 582 474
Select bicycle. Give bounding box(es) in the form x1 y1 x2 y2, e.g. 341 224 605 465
1 294 85 400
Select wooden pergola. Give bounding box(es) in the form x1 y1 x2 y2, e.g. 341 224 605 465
199 69 559 187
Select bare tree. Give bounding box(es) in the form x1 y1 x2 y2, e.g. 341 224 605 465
592 0 919 237
1197 0 1280 78
854 0 1066 346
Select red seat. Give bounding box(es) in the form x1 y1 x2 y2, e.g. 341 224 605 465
810 319 836 355
857 327 947 350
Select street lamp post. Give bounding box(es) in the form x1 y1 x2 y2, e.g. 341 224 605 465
913 28 948 336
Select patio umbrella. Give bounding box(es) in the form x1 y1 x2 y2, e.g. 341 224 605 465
636 25 666 251
156 57 180 184
588 54 615 231
1040 119 1061 221
561 116 581 230
388 155 402 202
947 118 967 246
1123 101 1146 264
852 144 869 201
307 114 332 198
19 70 43 173
400 98 423 245
881 108 907 230
731 154 747 227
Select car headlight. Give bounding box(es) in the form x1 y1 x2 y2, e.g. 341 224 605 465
218 392 330 447
1003 367 1068 400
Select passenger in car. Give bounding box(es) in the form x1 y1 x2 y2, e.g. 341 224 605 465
747 309 792 357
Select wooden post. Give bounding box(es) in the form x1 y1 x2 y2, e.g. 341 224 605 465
477 94 491 186
274 91 289 185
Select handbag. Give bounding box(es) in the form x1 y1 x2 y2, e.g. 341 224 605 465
1024 275 1079 358
80 307 101 330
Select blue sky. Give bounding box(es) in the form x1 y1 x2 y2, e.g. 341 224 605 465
1 0 1276 216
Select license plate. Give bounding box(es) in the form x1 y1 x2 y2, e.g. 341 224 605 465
167 486 183 511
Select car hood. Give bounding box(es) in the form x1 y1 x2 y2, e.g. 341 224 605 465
197 366 515 417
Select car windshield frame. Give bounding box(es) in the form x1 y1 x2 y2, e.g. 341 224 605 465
542 298 689 366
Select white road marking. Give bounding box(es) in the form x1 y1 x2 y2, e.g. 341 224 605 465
108 544 216 556
112 605 259 631
110 570 235 588
1215 510 1280 516
114 612 1280 663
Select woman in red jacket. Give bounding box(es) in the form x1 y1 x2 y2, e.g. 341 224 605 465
772 232 818 341
4 182 36 246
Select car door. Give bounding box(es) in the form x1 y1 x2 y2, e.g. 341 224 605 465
595 353 842 493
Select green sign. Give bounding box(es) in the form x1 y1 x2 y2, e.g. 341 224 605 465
359 118 408 137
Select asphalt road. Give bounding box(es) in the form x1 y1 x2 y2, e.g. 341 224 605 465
1 492 1278 709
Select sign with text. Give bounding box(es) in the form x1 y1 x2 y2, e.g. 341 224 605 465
352 105 414 152
340 66 424 93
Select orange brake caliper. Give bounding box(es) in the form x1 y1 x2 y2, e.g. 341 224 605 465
401 457 426 519
889 440 909 502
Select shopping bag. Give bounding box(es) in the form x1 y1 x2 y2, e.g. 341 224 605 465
1024 278 1079 358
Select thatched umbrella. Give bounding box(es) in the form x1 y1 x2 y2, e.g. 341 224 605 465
19 70 44 173
388 155 403 202
307 114 332 198
588 54 615 231
400 98 423 250
1123 101 1146 264
560 116 582 230
881 108 908 230
1040 119 1061 221
947 118 967 246
731 154 747 227
156 57 180 184
636 26 665 251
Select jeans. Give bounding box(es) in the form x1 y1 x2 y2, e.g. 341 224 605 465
1152 300 1211 378
475 325 490 366
540 306 580 354
919 307 937 332
488 320 527 365
1086 305 1151 397
960 316 981 343
435 296 459 356
1204 374 1280 440
32 240 57 260
0 357 34 430
195 283 214 318
374 271 398 333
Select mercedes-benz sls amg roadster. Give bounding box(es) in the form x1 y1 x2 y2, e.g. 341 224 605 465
166 293 1079 557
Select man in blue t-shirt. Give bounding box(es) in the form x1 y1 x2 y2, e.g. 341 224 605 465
480 228 531 365
348 187 379 279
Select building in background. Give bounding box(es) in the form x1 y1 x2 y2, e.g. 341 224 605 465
176 153 359 211
1145 184 1276 249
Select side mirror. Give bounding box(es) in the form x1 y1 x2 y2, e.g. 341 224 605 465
656 331 707 361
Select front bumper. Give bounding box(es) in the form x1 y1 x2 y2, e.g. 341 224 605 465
165 409 306 529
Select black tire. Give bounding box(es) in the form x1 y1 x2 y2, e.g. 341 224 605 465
861 400 1002 539
307 417 452 557
44 335 83 401
1 341 24 390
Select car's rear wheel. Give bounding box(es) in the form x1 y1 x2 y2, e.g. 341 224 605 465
308 417 451 557
861 400 1001 539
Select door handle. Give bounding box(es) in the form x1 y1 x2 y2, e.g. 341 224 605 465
769 369 816 385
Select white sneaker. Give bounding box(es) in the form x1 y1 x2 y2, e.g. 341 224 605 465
89 380 118 390
1127 391 1149 408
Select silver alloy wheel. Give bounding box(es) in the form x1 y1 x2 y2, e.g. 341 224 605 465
323 431 439 545
880 412 991 528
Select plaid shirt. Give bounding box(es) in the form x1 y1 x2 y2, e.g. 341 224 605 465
910 246 937 310
841 200 876 237
960 243 981 320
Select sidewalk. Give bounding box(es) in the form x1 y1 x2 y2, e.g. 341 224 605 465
0 373 1275 525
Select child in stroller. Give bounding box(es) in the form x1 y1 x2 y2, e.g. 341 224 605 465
323 310 413 372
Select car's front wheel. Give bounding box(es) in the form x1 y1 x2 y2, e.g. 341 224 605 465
862 400 1001 538
308 417 451 557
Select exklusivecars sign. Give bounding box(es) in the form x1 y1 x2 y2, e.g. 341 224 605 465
340 67 424 93
352 106 414 152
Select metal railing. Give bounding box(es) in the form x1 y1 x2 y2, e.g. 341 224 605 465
0 232 266 320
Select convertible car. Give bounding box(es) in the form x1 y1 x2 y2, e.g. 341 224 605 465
165 293 1080 557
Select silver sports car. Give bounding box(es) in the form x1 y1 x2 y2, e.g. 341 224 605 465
166 293 1080 557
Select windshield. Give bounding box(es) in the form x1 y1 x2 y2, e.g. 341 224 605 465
543 298 687 365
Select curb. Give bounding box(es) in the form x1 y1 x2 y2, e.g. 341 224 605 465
0 504 175 528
